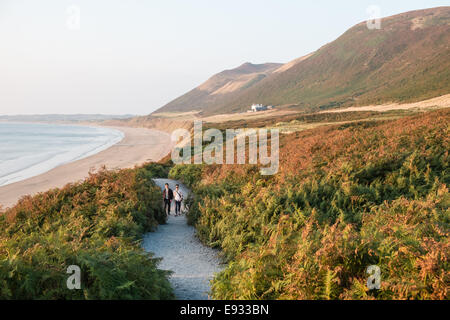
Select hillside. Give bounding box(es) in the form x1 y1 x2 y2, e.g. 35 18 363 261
154 62 282 114
155 7 450 116
169 108 450 299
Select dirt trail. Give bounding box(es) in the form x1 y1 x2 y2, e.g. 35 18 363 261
142 178 223 300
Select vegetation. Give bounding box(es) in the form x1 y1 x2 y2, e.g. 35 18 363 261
0 163 174 299
170 109 449 299
204 110 401 131
169 164 203 189
2 107 448 300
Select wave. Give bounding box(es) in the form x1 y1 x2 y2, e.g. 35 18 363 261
0 124 124 187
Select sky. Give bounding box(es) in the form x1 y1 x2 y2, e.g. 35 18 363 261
0 0 448 115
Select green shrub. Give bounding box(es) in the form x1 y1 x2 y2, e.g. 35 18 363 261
168 164 204 188
0 163 174 300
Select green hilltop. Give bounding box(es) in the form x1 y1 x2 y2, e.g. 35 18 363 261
155 7 450 116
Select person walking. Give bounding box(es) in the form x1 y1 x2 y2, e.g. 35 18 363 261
163 183 173 216
174 184 184 216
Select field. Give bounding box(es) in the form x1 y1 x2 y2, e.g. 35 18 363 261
169 108 450 300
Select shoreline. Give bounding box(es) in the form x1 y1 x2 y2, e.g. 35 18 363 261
0 125 174 210
0 123 125 187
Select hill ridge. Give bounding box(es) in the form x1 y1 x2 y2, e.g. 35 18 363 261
155 6 450 116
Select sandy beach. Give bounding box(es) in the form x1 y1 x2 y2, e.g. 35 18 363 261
0 126 173 209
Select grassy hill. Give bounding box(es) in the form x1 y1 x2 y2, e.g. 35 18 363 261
155 62 282 114
155 7 450 116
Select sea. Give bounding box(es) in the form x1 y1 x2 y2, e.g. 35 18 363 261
0 122 124 187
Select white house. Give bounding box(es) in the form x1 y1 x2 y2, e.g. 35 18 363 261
250 104 268 112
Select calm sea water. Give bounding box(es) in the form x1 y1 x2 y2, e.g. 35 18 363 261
0 122 124 187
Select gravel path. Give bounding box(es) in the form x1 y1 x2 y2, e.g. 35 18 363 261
142 178 223 300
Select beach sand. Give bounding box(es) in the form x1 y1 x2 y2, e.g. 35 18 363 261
0 126 174 209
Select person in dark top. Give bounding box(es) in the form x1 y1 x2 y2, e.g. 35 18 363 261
163 183 173 216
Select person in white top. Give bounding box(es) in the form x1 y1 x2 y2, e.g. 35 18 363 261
174 184 183 216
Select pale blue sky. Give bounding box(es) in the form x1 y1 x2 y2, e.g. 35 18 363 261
0 0 447 115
